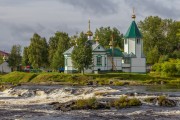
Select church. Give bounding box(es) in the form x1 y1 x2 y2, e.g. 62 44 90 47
63 12 146 73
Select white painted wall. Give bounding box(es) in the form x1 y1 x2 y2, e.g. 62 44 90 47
124 39 129 53
64 55 77 72
131 58 146 73
93 53 108 71
129 38 135 54
0 62 11 73
122 67 131 72
107 57 122 70
135 39 142 58
93 45 106 51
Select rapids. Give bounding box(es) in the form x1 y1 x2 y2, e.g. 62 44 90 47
0 85 179 120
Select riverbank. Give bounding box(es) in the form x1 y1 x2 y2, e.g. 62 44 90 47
0 71 179 87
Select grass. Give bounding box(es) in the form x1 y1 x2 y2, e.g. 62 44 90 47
0 71 179 86
72 97 110 110
71 97 141 110
110 96 142 109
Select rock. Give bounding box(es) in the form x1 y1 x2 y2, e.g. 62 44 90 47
125 92 135 96
48 102 59 105
158 96 176 107
50 101 76 112
87 81 93 85
158 98 176 107
144 97 157 104
109 81 114 85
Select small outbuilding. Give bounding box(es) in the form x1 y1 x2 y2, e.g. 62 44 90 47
0 61 12 73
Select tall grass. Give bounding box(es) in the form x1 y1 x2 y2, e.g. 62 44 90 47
0 71 179 86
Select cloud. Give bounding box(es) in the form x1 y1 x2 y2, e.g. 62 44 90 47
59 0 118 16
0 0 180 53
0 20 53 51
124 0 180 19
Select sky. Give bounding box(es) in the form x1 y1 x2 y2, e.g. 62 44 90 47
0 0 180 52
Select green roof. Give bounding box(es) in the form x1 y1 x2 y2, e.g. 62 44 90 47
106 48 123 57
124 21 142 38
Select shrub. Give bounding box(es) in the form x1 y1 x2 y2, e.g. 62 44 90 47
162 62 177 76
152 63 162 72
111 96 141 109
73 97 110 110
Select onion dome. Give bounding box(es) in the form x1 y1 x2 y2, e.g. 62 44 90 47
95 36 99 44
86 19 93 36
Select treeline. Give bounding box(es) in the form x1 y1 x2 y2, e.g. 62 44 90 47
2 16 180 72
5 27 123 71
139 16 180 64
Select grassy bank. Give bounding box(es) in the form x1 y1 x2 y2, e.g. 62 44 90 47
0 71 179 86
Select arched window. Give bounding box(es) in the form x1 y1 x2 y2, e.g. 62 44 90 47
136 38 140 44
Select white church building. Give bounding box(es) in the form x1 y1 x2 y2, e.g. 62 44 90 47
63 12 146 73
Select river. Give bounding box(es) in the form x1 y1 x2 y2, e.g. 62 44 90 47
0 85 179 120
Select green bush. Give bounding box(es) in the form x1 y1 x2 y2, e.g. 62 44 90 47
162 62 177 76
152 63 162 72
73 97 110 110
111 96 141 109
152 59 180 76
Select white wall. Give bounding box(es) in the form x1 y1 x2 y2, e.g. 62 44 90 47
135 39 142 58
122 67 131 72
64 55 77 72
131 58 146 73
129 38 135 54
0 62 11 73
93 53 108 71
124 39 129 53
107 57 122 70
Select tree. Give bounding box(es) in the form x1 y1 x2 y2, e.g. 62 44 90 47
94 27 123 49
71 32 92 74
0 55 3 64
28 33 49 68
139 16 180 64
49 32 71 70
146 46 160 64
22 47 30 66
8 45 22 71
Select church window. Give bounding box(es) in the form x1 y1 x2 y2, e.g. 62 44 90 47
97 56 102 66
105 57 106 66
137 38 140 44
98 46 100 49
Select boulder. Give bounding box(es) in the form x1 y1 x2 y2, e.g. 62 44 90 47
158 98 176 107
49 101 75 112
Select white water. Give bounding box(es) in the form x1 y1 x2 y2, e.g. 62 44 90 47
0 85 180 120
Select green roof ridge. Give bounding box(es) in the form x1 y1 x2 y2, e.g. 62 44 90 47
124 21 142 38
106 48 123 57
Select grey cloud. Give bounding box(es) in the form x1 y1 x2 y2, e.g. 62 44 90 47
0 20 53 51
0 0 30 7
124 0 180 19
59 0 118 16
0 18 81 52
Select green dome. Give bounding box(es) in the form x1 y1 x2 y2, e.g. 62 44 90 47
124 21 142 38
106 48 123 57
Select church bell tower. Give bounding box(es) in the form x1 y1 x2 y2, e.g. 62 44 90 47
124 9 143 58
